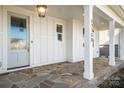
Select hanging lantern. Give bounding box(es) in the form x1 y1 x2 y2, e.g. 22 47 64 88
36 5 47 17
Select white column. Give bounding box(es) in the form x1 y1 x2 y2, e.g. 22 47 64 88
109 20 115 66
120 27 124 60
83 5 94 80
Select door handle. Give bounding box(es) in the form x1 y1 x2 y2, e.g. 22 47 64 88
27 47 30 52
27 44 30 52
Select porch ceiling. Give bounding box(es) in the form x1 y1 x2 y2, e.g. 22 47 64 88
15 5 123 31
109 5 124 22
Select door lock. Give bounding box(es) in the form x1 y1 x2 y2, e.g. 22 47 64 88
27 48 30 52
31 41 34 43
27 44 30 52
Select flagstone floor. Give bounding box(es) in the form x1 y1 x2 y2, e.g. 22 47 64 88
0 57 123 88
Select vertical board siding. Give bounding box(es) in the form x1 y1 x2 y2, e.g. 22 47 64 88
40 17 48 64
33 15 67 66
47 17 55 62
79 21 84 60
33 16 41 65
54 18 66 62
76 20 82 60
94 31 99 58
0 6 100 71
67 19 99 62
0 6 2 64
72 19 84 62
66 20 73 62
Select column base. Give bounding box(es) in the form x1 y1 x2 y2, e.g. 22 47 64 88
83 71 94 80
109 61 116 66
120 57 124 61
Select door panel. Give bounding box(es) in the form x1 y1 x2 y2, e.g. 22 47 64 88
8 53 18 68
8 12 29 69
18 52 28 66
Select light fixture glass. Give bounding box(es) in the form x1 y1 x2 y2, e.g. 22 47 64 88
36 5 47 17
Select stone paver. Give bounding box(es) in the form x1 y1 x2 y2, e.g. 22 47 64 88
52 82 69 88
11 84 19 88
0 57 123 88
39 80 55 88
7 73 29 84
0 78 13 88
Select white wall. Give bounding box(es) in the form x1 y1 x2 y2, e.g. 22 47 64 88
99 29 120 45
67 19 84 62
94 31 100 58
72 19 84 62
120 28 124 60
66 19 73 62
0 6 100 72
0 6 2 68
0 6 67 71
32 13 67 66
67 19 99 62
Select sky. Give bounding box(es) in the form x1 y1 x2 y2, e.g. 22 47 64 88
11 26 27 40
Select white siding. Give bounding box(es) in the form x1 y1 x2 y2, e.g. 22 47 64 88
72 19 84 62
47 17 55 63
67 19 99 62
94 31 99 58
67 19 84 62
54 18 67 62
33 15 41 65
120 28 124 60
33 14 67 66
99 29 119 45
0 6 100 73
0 6 2 68
66 20 73 62
40 17 48 64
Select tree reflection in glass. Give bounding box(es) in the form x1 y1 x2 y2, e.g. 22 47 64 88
10 16 27 50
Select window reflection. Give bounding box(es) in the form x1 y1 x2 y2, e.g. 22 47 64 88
57 24 63 42
57 24 63 33
10 16 27 50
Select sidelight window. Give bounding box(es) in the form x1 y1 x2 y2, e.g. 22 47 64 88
56 24 63 42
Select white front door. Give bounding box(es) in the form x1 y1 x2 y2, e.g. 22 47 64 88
7 12 30 69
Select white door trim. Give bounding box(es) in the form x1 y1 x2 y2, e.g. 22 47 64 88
2 6 34 71
7 12 30 69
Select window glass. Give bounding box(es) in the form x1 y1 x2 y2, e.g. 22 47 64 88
57 24 63 42
10 16 27 50
57 24 63 33
58 34 62 41
83 28 85 47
